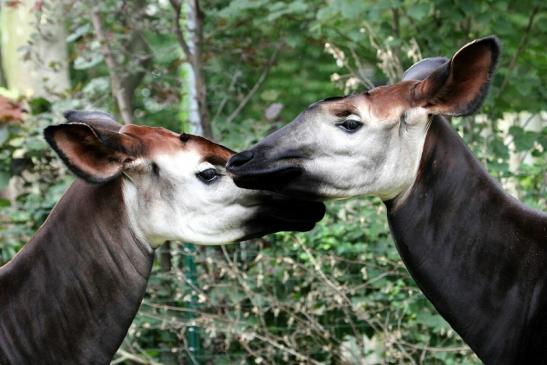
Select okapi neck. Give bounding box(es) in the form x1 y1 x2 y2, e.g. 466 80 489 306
0 179 154 364
385 116 547 364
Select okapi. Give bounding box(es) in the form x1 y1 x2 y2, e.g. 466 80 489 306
227 37 547 364
0 111 325 364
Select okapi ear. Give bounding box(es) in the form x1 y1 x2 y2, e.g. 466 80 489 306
44 123 142 183
63 110 122 132
403 57 449 81
412 36 500 116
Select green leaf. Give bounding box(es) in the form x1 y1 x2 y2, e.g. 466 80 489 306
407 3 430 20
67 24 91 43
74 54 103 70
490 138 509 160
509 125 537 151
416 311 446 329
28 97 51 115
260 89 279 102
82 77 110 94
0 171 10 189
0 127 8 146
339 0 368 19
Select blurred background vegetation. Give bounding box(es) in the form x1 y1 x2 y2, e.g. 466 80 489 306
0 0 545 364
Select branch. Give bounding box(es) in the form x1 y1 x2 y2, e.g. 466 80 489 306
211 69 242 124
169 0 212 137
349 47 375 89
497 6 541 95
192 0 205 59
119 32 153 115
391 8 401 61
111 349 161 365
224 43 283 125
118 1 153 113
169 0 193 64
297 244 365 349
251 332 324 365
90 6 133 124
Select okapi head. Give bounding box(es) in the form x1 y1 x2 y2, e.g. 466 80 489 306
44 111 325 246
227 37 499 203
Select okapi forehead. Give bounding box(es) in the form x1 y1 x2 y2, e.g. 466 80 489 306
119 124 234 165
120 124 181 156
316 94 360 117
366 81 417 120
184 134 235 166
316 81 417 121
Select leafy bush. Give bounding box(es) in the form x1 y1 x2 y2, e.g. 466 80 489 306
0 1 545 364
0 99 74 262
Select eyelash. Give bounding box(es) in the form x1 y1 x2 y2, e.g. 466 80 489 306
151 162 160 176
196 168 222 184
336 119 363 133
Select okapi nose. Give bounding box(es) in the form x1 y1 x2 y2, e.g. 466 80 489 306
227 150 255 171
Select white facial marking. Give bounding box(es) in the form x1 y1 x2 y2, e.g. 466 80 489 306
282 103 430 203
197 161 214 171
123 149 261 247
381 107 431 204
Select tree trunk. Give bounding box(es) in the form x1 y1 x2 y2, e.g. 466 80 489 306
90 6 134 124
0 44 5 88
0 0 70 98
90 0 152 124
186 0 212 138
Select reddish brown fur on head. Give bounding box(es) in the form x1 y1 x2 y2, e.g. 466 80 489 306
177 133 235 166
45 114 235 184
314 81 418 126
119 125 234 163
365 82 418 121
411 37 499 116
317 37 499 124
227 36 500 201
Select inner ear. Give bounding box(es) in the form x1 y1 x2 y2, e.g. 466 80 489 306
44 123 141 183
412 36 500 116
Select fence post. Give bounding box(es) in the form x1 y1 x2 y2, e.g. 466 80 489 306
184 243 201 364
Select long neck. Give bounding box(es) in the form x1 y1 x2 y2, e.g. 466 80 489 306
0 179 154 365
385 116 547 364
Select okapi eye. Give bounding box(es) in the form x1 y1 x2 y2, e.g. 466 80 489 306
196 168 219 184
151 162 160 176
400 112 408 125
337 119 363 133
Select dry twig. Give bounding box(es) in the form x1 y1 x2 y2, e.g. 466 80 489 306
90 6 133 124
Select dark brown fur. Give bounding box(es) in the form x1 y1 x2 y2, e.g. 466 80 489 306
386 116 547 364
0 180 153 364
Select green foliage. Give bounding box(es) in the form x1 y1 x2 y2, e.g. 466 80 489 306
0 101 74 263
124 198 482 364
0 1 545 364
